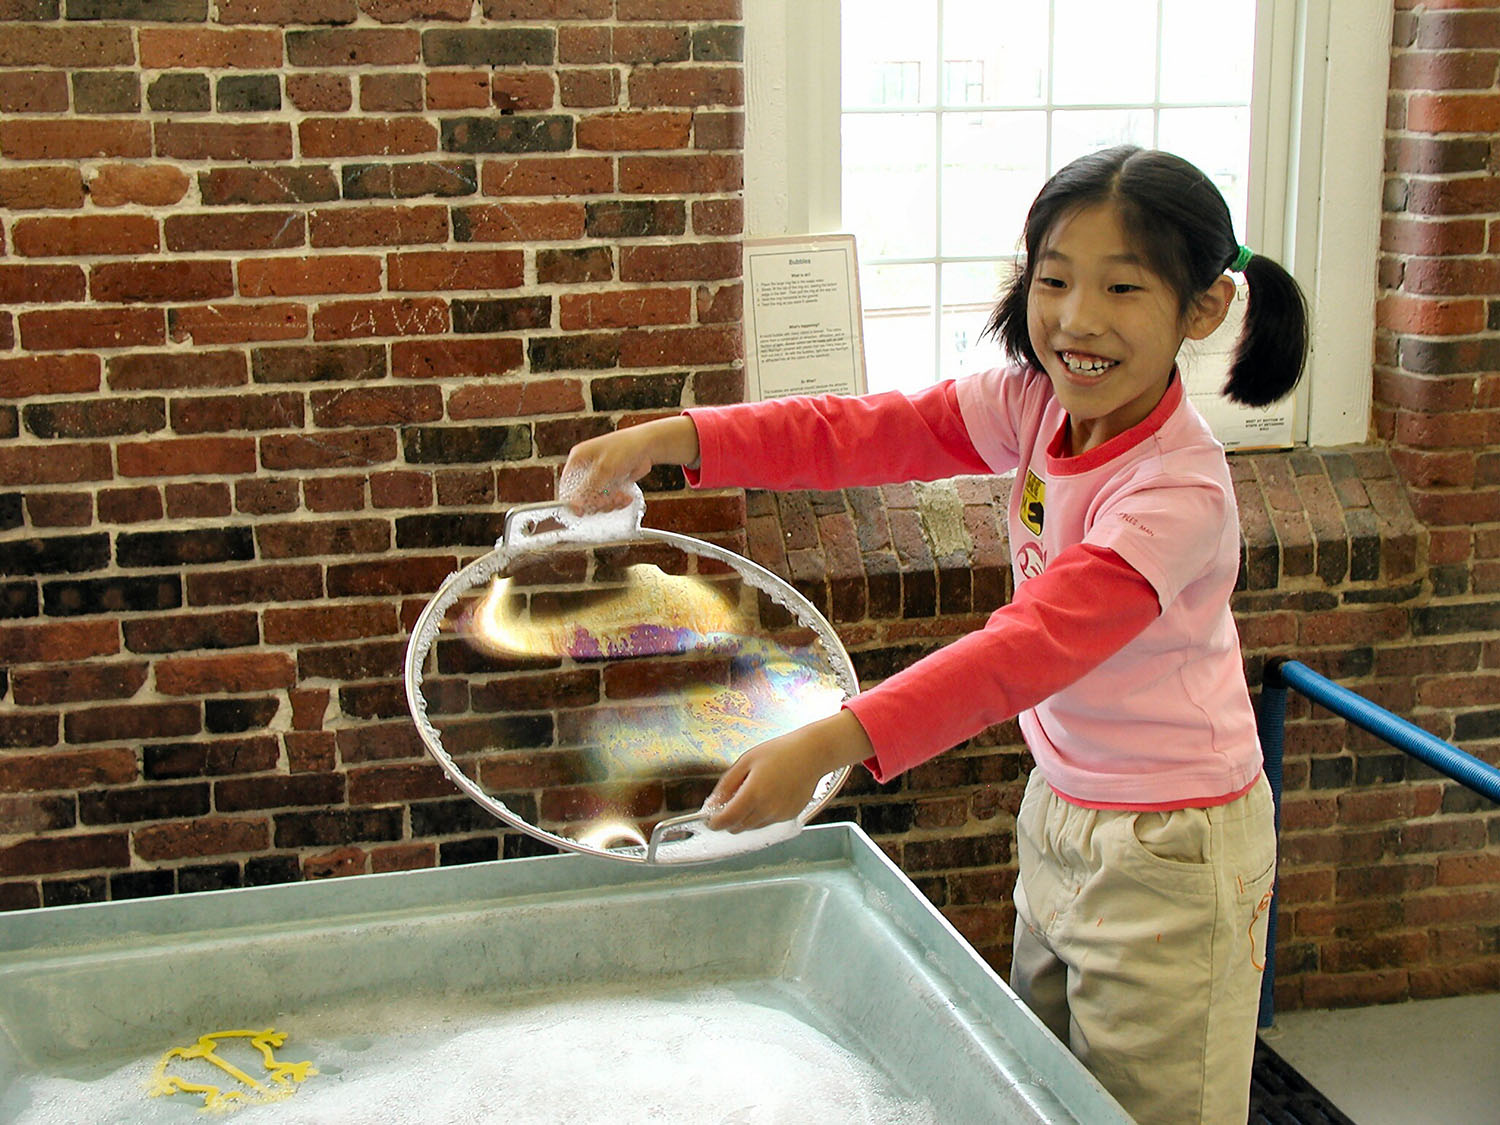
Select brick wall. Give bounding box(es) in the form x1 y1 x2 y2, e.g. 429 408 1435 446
0 0 750 899
2 0 1500 1014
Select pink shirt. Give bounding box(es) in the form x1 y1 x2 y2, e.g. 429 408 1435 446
687 367 1261 807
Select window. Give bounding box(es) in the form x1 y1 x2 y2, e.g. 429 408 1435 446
842 0 1256 398
746 0 1391 447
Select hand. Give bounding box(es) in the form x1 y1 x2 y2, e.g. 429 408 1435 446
559 416 701 514
704 710 874 832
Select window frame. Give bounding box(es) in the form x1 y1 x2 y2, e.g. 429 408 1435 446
745 0 1391 447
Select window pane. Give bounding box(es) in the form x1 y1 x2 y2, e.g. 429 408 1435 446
1158 107 1251 237
941 261 1011 382
1052 0 1158 106
1160 0 1254 104
942 0 1048 105
843 114 936 259
941 111 1046 257
843 0 938 107
861 264 936 395
1050 109 1154 173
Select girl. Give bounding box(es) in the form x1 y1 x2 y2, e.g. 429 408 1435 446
561 146 1308 1123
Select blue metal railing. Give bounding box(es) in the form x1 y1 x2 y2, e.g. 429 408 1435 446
1256 657 1500 1028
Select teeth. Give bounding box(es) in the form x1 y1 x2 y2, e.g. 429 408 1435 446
1062 352 1117 375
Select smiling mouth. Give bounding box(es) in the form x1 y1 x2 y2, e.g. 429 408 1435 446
1060 350 1119 377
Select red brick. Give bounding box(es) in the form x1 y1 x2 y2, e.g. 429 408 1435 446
301 475 366 512
696 280 742 322
619 154 741 193
693 198 742 236
0 834 131 878
371 843 435 872
479 156 613 197
370 469 434 507
284 28 420 67
108 350 247 391
11 663 148 706
1402 256 1500 296
0 71 68 114
347 762 455 804
484 0 611 15
491 72 556 111
264 603 398 644
90 260 234 303
620 241 739 281
447 377 586 419
169 303 308 345
239 255 382 297
576 111 691 151
387 249 524 291
0 118 151 160
560 68 620 107
65 702 201 744
1406 92 1500 132
12 213 159 257
166 482 234 518
0 166 86 210
391 336 524 378
426 70 491 109
118 436 257 478
1381 216 1486 256
620 324 740 367
311 297 450 340
172 392 305 434
88 164 192 208
134 818 270 862
259 430 398 469
0 354 100 398
186 564 324 606
98 486 164 524
299 116 438 157
558 23 610 63
26 492 93 527
559 287 691 330
309 205 448 247
154 122 294 162
453 202 585 241
286 72 354 112
138 28 284 68
310 384 444 425
155 652 297 696
1376 293 1486 335
218 0 359 22
19 307 165 352
360 72 424 111
626 66 743 108
165 211 306 252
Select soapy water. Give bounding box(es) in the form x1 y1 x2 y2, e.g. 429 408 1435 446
6 989 939 1125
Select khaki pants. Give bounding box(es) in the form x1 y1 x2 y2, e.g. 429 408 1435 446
1011 770 1276 1124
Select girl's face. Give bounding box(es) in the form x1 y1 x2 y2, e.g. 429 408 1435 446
1026 202 1232 455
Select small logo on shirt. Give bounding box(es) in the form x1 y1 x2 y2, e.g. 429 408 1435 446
1016 542 1046 581
1020 469 1045 536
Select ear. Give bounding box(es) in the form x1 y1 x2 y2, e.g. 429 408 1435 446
1183 275 1236 341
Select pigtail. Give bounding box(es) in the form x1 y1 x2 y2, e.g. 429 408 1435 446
1223 253 1309 408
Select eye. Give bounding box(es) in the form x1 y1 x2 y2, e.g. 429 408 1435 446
1036 275 1066 289
1108 282 1142 294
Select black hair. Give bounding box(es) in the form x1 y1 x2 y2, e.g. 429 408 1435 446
984 145 1308 408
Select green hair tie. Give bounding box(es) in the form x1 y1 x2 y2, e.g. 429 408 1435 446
1231 244 1253 272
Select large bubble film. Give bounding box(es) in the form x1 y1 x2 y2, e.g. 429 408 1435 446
420 541 848 855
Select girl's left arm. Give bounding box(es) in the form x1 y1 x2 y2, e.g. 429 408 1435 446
705 543 1161 830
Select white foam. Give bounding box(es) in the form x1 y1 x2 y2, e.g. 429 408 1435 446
7 989 938 1125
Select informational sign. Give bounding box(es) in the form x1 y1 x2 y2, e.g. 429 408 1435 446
743 235 867 401
1181 281 1295 450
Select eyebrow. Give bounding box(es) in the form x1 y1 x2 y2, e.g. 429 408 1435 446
1037 248 1144 266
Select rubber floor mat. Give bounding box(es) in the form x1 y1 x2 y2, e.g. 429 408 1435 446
1250 1038 1358 1124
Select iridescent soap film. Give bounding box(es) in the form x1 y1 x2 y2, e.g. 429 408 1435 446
424 549 848 856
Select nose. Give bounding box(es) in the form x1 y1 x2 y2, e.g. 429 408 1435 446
1058 287 1104 337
